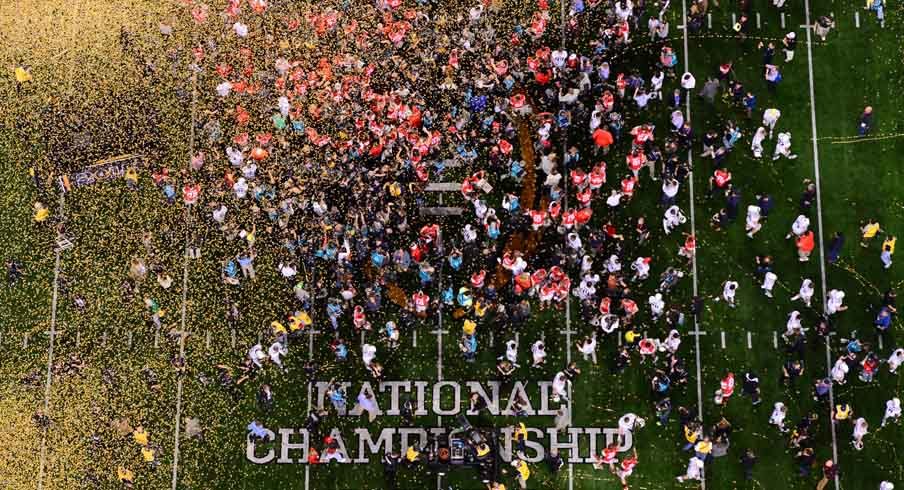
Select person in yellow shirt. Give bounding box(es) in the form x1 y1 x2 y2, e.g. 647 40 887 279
271 321 288 335
682 422 701 450
861 219 882 247
881 236 896 269
33 202 49 222
117 466 134 487
463 318 477 336
405 444 420 464
834 403 853 422
125 167 139 189
132 426 149 446
141 446 160 469
624 327 639 345
693 436 713 462
473 300 488 318
511 458 530 489
15 65 32 84
476 443 492 458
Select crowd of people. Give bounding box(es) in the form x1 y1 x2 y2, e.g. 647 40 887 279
13 0 900 488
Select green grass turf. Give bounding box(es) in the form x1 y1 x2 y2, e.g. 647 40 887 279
1 0 904 489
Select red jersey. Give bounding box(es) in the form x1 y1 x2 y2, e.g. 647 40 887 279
589 164 606 188
470 270 486 289
621 177 637 196
713 169 731 188
599 297 611 315
721 374 735 397
570 169 588 187
413 292 429 309
627 152 646 172
575 207 592 224
561 209 576 227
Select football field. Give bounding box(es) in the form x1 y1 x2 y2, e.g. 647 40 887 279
0 0 903 489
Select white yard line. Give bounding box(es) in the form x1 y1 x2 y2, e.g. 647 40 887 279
559 2 574 488
680 0 706 487
36 194 66 490
435 229 445 490
171 205 191 490
171 55 199 490
802 1 840 487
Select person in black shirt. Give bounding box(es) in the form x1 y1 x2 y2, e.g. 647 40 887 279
742 372 761 405
546 449 565 473
760 42 775 66
383 451 401 490
782 359 805 385
800 180 817 211
740 448 757 480
257 384 274 412
883 289 897 313
859 106 873 136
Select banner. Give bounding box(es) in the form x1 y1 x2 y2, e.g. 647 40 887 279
245 380 632 465
57 154 145 192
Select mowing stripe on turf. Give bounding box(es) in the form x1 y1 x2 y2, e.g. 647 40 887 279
680 0 706 487
802 1 841 487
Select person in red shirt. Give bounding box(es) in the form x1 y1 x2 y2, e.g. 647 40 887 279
797 231 815 262
709 169 731 198
592 127 614 155
621 175 637 199
616 449 639 488
589 163 607 190
626 149 647 179
720 372 735 404
679 233 696 261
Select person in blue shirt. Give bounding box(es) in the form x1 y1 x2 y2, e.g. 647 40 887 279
875 307 894 334
247 420 270 442
327 300 343 331
223 260 240 285
237 253 255 279
448 249 463 271
457 287 473 308
442 287 454 305
327 383 347 412
461 334 478 361
743 92 757 119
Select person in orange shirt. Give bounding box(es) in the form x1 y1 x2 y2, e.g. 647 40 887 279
796 230 815 262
